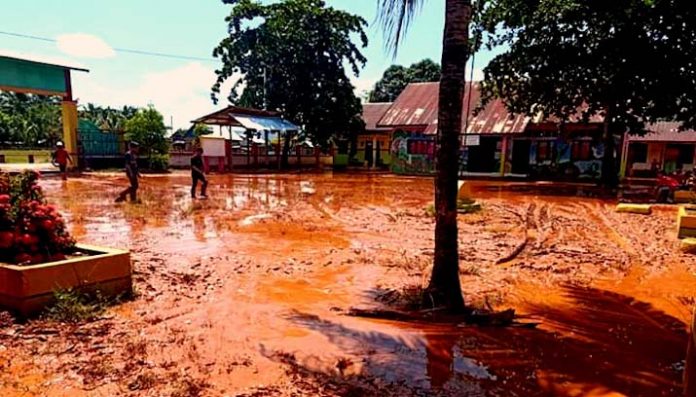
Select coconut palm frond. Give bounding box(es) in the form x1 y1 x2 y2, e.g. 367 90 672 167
377 0 425 57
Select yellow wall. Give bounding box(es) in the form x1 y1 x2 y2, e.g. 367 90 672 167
61 100 78 167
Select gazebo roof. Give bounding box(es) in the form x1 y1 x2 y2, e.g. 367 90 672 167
192 105 298 131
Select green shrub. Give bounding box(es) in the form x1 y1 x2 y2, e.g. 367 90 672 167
148 153 169 172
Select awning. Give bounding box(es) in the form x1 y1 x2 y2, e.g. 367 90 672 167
231 114 299 131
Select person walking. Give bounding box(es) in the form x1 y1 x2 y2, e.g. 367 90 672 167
191 147 208 199
115 142 141 203
52 142 72 180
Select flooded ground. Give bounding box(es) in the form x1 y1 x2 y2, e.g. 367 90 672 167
0 172 694 396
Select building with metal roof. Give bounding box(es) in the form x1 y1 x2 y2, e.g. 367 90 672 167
623 122 696 177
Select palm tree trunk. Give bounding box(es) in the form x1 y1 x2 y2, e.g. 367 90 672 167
425 0 471 313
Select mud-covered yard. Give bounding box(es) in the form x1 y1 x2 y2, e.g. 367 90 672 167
1 173 694 396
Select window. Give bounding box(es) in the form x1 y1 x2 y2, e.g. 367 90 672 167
408 139 434 155
537 141 553 162
572 141 593 161
628 143 648 163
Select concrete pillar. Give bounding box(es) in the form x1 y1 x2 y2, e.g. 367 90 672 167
619 132 630 179
61 100 78 169
499 136 509 176
372 136 377 169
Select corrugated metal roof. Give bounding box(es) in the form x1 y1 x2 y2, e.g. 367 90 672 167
378 83 439 128
628 122 696 142
192 106 281 126
362 102 393 131
378 82 529 135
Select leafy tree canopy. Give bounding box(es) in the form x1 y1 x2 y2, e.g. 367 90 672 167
79 104 138 132
0 92 61 146
475 0 696 133
124 106 169 156
211 0 368 146
193 123 212 137
368 58 441 103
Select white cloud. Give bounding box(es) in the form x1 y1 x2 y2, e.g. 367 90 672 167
72 62 238 131
56 33 115 59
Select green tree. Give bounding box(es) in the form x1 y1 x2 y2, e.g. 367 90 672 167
124 106 169 163
476 0 696 187
193 123 212 138
211 0 368 149
368 59 441 102
0 92 61 146
378 0 472 313
79 104 137 132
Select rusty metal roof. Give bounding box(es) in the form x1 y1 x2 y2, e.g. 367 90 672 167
192 106 281 126
362 102 393 131
378 82 529 135
627 122 696 142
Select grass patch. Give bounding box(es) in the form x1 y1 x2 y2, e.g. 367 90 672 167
43 288 132 323
0 149 52 163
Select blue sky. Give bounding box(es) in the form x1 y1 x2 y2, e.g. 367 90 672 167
0 0 492 129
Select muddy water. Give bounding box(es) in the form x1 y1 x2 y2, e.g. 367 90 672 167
1 172 693 396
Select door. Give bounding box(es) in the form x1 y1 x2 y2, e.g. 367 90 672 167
511 140 531 175
365 141 374 167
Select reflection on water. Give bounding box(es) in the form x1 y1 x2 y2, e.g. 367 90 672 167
40 173 436 249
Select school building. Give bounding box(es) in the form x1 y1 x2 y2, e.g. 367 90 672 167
358 81 696 181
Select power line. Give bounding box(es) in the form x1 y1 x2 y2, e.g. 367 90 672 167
0 30 217 63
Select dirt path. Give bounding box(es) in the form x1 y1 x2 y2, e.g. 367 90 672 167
0 173 693 396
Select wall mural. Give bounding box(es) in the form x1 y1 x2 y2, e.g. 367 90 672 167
528 138 605 179
390 130 436 175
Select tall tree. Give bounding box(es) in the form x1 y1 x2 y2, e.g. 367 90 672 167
378 0 472 313
124 106 169 160
476 0 696 187
368 59 441 102
212 0 368 148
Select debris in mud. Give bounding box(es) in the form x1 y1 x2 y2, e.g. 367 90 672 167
0 311 14 328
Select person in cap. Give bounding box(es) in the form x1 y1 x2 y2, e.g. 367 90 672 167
52 142 72 180
115 142 141 203
190 147 208 199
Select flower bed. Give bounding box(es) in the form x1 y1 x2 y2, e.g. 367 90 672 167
0 171 132 316
0 171 75 264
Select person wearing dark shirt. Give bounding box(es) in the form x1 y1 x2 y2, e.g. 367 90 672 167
115 142 141 203
190 147 208 199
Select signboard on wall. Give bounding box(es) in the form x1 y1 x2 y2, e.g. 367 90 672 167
464 135 480 146
200 136 226 157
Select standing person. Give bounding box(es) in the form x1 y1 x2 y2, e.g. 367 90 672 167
52 142 72 180
190 147 208 199
115 142 141 203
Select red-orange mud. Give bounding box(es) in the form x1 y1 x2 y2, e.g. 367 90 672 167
0 172 694 396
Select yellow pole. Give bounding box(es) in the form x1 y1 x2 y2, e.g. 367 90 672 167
499 136 508 176
61 100 78 169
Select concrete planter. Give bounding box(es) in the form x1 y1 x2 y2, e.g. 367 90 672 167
678 206 696 239
0 244 131 317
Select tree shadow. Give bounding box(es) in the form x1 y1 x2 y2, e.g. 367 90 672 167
273 284 687 397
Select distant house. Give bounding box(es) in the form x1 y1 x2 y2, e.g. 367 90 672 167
354 102 393 169
623 122 696 178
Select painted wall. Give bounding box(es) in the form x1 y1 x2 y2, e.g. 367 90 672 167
390 131 436 175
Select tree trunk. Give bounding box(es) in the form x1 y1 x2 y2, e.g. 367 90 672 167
601 107 618 188
424 0 471 313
